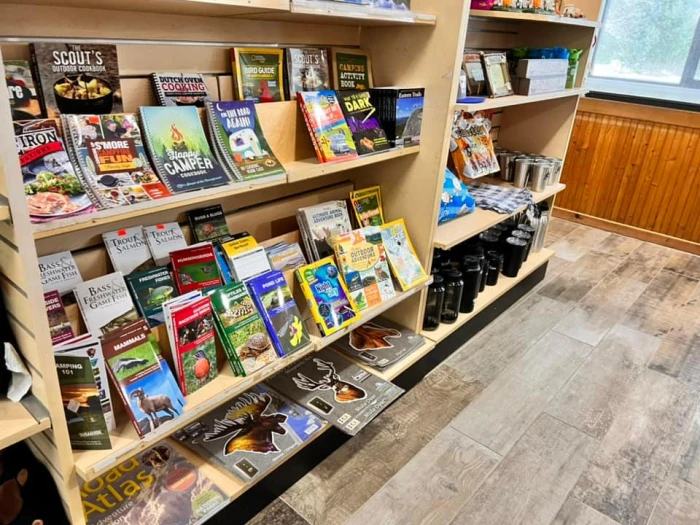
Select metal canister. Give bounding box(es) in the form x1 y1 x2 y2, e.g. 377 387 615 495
513 156 533 188
546 157 564 186
530 159 552 192
498 152 517 182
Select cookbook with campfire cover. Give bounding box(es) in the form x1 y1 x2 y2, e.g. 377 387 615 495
151 72 212 107
266 347 404 435
74 272 139 336
30 42 123 118
173 384 325 483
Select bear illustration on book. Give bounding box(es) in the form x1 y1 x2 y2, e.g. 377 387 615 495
293 358 367 403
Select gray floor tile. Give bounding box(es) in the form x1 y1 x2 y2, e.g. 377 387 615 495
548 225 611 262
246 499 309 525
551 498 620 525
614 242 674 284
647 478 700 525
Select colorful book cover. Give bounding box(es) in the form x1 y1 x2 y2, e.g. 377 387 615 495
82 440 228 525
44 290 74 345
209 283 278 376
332 226 396 311
102 226 155 275
170 296 218 395
331 48 373 90
143 222 188 266
450 110 499 180
337 90 390 155
266 347 404 436
332 316 425 370
206 100 286 182
173 384 324 483
231 48 285 102
55 354 112 450
140 106 230 193
246 270 311 357
5 60 42 119
29 43 122 118
38 250 83 297
62 113 170 208
380 218 429 290
220 233 258 259
297 91 358 164
125 267 178 328
296 200 353 260
266 242 307 272
350 186 384 227
170 244 222 295
74 272 139 336
286 48 330 98
371 87 424 147
187 205 230 243
151 72 211 107
101 320 186 438
295 257 359 337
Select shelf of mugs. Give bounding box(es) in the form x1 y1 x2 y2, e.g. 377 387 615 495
455 87 589 112
433 181 565 250
421 247 554 343
0 396 51 449
469 10 600 27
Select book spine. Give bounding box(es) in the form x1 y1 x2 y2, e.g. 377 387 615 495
140 111 176 195
29 44 48 119
150 73 168 106
295 269 327 337
297 93 326 164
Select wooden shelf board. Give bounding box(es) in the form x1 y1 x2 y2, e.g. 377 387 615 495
284 0 436 26
421 248 554 343
287 146 420 184
0 204 9 222
455 87 589 112
470 9 600 27
0 397 51 449
433 181 566 250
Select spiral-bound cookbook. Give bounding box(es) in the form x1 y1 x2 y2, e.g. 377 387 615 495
151 72 212 107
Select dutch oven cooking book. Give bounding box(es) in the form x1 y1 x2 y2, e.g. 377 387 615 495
337 90 390 155
30 43 123 118
210 282 278 376
101 319 185 438
38 250 83 297
82 440 228 525
246 270 311 357
296 200 353 260
297 91 358 164
332 226 396 311
171 244 223 294
14 119 96 223
4 60 42 119
295 257 358 337
140 106 230 193
331 48 374 90
62 113 170 209
174 384 324 484
286 47 331 98
151 72 212 107
143 222 188 266
125 267 178 328
74 272 139 336
188 204 230 243
102 226 155 275
206 100 286 183
380 218 429 291
266 347 404 436
231 47 285 103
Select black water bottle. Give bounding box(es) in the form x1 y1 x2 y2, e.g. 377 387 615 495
479 232 501 255
511 230 532 262
486 251 503 286
503 237 528 277
460 255 482 313
441 270 464 324
423 275 445 331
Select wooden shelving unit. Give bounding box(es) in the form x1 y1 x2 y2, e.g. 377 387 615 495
470 10 600 27
0 397 51 449
456 87 589 112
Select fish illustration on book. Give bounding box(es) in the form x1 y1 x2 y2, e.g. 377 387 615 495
203 392 288 455
293 358 367 403
349 322 402 350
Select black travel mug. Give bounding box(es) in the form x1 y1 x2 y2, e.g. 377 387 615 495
486 251 503 286
511 230 532 262
460 255 482 313
503 237 527 277
464 244 487 294
479 232 501 255
423 275 445 331
441 270 464 324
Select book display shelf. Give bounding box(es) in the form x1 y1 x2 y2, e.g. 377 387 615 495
0 0 601 523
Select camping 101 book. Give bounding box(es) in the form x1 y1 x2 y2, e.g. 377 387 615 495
143 222 188 266
101 319 186 438
102 226 155 275
74 272 139 336
170 244 223 295
125 267 178 328
151 72 212 107
266 347 404 436
29 43 123 118
297 91 358 164
206 100 286 183
140 106 231 193
246 270 312 358
231 47 285 103
82 440 228 525
5 60 42 119
331 48 373 90
337 90 390 155
174 384 325 484
332 316 425 371
296 200 353 261
38 250 83 297
286 48 331 98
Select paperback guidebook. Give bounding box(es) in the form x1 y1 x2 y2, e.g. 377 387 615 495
125 267 178 328
5 60 42 119
82 440 228 525
296 200 353 260
206 100 286 183
266 348 404 435
151 72 212 107
140 106 230 193
337 90 389 155
247 271 312 357
297 91 358 164
231 48 285 102
102 226 155 275
381 218 429 290
286 48 330 98
143 222 188 266
44 291 74 345
174 385 325 483
30 43 123 118
171 244 223 294
188 205 230 243
38 250 83 296
74 272 139 336
371 87 425 147
350 186 384 227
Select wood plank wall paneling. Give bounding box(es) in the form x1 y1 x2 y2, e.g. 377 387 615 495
557 98 700 246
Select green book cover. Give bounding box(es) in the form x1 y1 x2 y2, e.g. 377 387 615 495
125 267 178 328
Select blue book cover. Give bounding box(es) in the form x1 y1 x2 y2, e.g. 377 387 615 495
246 270 311 357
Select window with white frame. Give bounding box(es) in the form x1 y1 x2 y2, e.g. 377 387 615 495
587 0 700 105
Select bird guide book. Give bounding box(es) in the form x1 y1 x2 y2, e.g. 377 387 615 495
266 347 404 435
297 91 358 164
101 319 185 438
174 384 325 483
231 47 285 103
74 272 139 336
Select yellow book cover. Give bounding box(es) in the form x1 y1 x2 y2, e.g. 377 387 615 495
221 235 258 258
350 186 384 227
231 47 285 103
380 219 429 291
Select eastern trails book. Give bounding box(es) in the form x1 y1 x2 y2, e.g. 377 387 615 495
296 200 353 260
370 87 425 147
170 244 222 294
297 91 358 164
140 106 230 193
143 222 188 266
337 90 389 155
38 250 83 297
266 348 404 435
125 267 178 328
82 440 227 525
286 48 330 98
331 48 374 90
187 205 230 243
44 291 74 345
151 72 211 107
102 226 155 275
74 272 139 336
30 43 123 118
231 48 285 103
5 60 42 119
247 270 311 357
